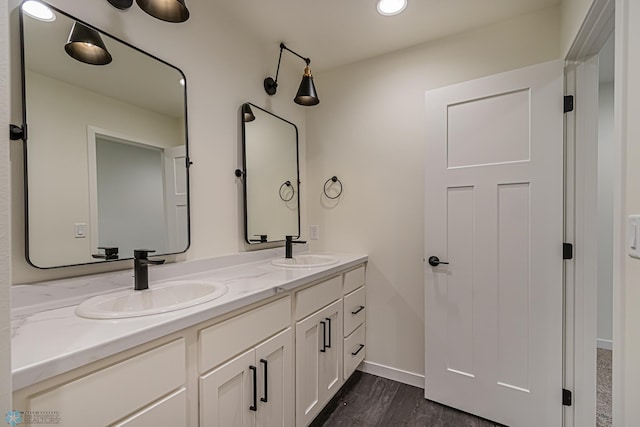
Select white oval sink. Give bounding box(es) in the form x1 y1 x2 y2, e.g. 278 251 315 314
75 280 228 319
271 254 339 268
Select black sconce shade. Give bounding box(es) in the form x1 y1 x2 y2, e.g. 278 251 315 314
264 43 319 106
243 104 256 122
107 0 134 9
136 0 190 23
64 22 112 66
294 66 319 106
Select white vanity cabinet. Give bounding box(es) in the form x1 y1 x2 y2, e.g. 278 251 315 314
12 258 368 427
199 297 293 427
294 276 344 426
13 338 188 427
342 266 366 379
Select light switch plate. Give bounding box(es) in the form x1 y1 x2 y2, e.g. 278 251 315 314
310 225 319 240
74 223 86 238
627 215 640 258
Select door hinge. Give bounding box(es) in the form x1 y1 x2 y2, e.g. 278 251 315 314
564 95 574 113
185 157 193 168
563 243 573 260
563 388 572 406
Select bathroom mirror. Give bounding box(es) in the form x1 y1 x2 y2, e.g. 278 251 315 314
240 103 300 244
19 1 190 268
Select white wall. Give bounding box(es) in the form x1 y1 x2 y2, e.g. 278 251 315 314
0 0 12 414
306 7 561 377
562 0 595 56
617 0 640 423
597 81 614 348
9 0 307 283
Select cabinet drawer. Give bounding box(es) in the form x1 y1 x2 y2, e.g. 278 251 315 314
343 265 365 295
295 276 341 320
200 296 290 372
28 339 185 427
114 388 187 427
344 324 365 380
343 286 365 337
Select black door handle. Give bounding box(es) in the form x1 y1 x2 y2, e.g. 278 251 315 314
249 365 257 411
260 359 268 403
428 256 449 267
320 321 327 352
325 317 332 349
351 305 365 315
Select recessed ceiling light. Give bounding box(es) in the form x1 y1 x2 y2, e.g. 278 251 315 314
377 0 407 16
22 1 56 22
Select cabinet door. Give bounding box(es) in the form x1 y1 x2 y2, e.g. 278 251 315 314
319 300 343 404
254 328 294 427
200 349 256 427
295 299 343 426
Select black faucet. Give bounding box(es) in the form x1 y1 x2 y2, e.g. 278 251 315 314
133 249 165 291
285 235 306 259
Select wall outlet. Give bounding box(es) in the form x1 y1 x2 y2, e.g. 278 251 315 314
310 225 319 240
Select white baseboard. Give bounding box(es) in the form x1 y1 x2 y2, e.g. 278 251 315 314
357 360 425 389
597 339 613 350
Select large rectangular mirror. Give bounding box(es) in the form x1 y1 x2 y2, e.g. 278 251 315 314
19 1 190 268
240 103 300 244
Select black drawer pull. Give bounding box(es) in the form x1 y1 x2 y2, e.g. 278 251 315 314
351 344 365 356
320 321 327 352
260 359 268 403
325 317 332 349
351 305 365 315
249 365 257 411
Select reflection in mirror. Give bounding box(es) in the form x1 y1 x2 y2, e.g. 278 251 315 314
241 103 300 244
20 1 189 268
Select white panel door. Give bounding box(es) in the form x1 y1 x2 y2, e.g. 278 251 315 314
164 145 188 252
424 60 564 427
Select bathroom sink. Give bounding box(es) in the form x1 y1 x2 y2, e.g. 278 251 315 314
75 280 228 319
271 254 339 268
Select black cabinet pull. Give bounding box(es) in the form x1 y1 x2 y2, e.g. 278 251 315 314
249 365 257 411
260 359 268 403
320 321 327 352
352 344 365 356
351 305 365 315
325 317 332 349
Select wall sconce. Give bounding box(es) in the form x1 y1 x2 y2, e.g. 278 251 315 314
107 0 190 23
64 21 112 65
264 43 319 106
242 103 256 122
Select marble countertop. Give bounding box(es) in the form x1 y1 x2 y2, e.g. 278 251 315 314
11 248 367 391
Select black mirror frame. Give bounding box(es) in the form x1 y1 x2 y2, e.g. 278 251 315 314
239 102 301 245
17 0 192 268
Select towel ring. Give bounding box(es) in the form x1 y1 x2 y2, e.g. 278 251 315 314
279 180 295 202
323 176 343 199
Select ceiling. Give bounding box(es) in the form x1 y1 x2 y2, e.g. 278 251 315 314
211 0 561 73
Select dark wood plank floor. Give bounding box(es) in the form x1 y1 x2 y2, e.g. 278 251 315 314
310 372 503 427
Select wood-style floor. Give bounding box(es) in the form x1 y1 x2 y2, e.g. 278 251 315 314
310 371 502 427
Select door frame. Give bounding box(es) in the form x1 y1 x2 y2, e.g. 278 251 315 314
563 0 617 425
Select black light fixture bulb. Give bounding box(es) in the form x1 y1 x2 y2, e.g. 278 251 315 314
64 22 112 66
264 43 320 106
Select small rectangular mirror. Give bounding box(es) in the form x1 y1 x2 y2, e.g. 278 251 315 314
19 1 190 268
240 103 300 244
